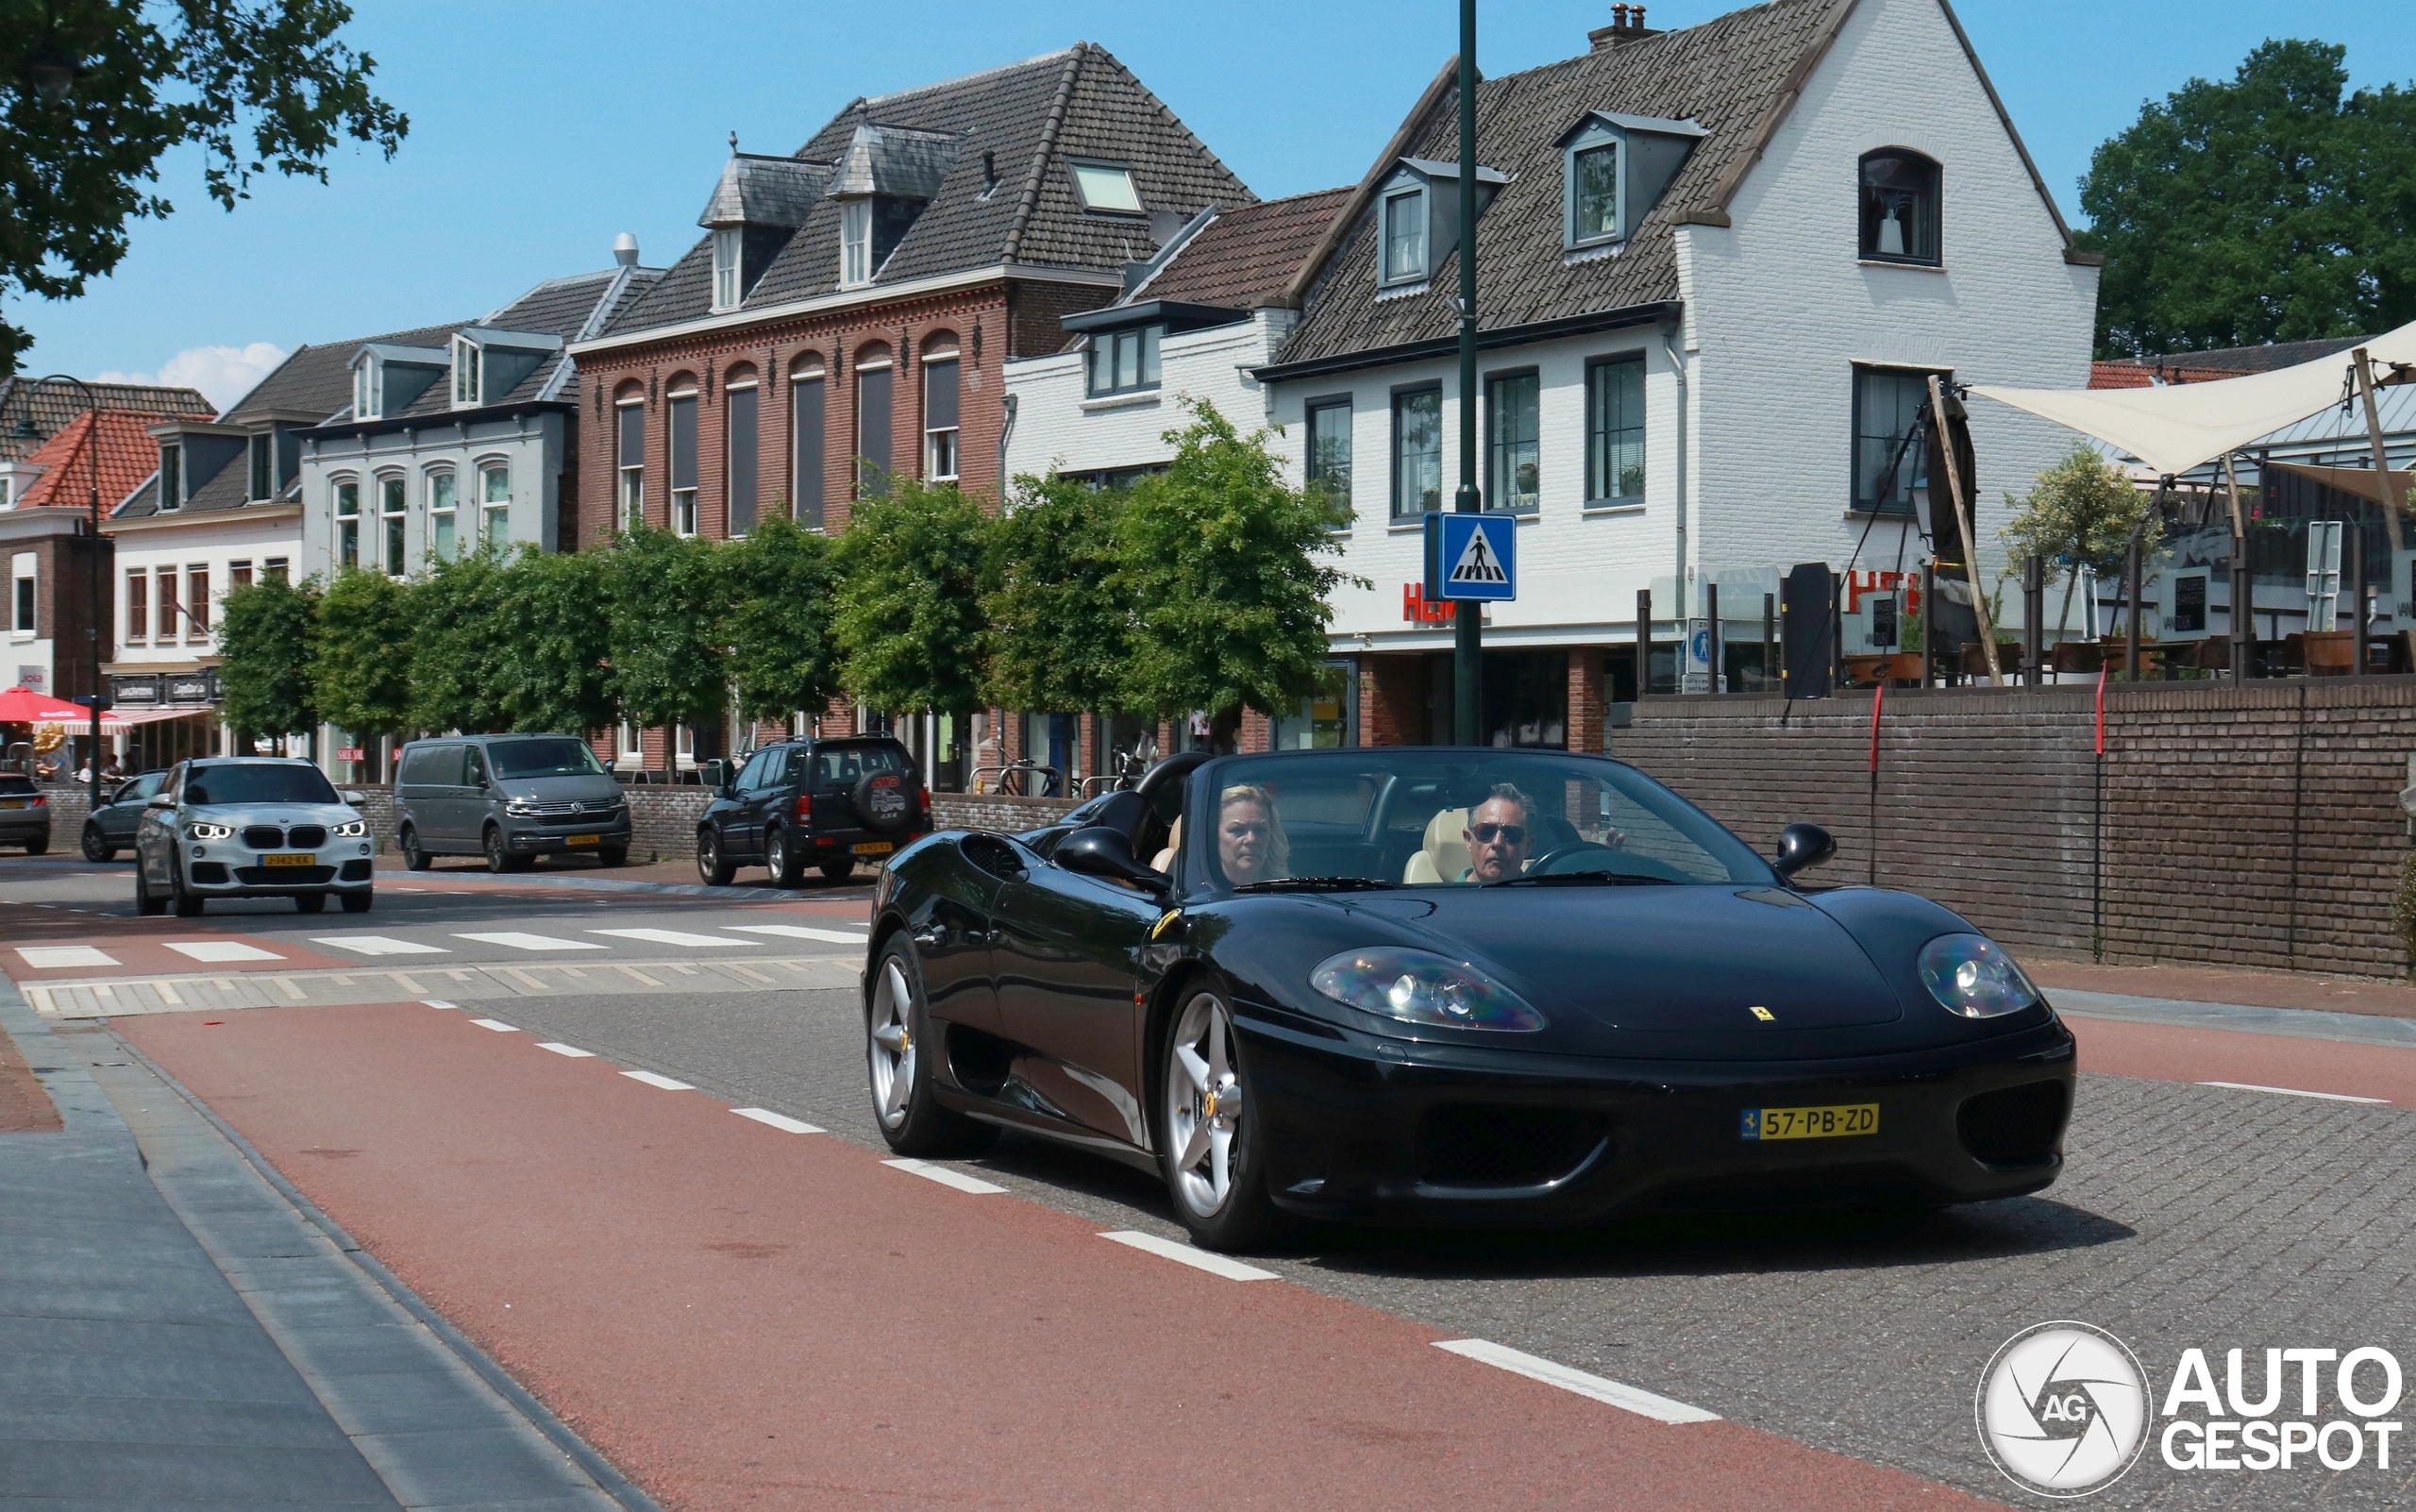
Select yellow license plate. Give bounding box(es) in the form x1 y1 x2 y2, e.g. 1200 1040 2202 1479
261 852 317 867
1741 1103 1878 1141
0 799 22 809
564 832 600 847
851 841 893 857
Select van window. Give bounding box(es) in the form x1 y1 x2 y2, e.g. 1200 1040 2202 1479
487 737 607 779
813 744 908 787
399 745 454 785
464 748 488 786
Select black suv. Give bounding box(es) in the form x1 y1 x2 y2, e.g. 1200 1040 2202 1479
696 736 930 886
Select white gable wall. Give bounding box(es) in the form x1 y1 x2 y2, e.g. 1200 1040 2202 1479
1004 310 1289 484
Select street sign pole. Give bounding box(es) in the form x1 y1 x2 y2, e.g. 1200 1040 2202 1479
1451 0 1483 746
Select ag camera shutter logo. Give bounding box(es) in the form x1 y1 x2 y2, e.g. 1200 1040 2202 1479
1977 1321 2150 1497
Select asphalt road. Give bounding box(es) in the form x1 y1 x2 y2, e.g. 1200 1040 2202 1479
8 849 2411 1509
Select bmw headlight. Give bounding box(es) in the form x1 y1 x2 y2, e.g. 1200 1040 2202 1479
331 818 366 837
1917 932 2039 1018
1310 948 1547 1033
185 822 232 840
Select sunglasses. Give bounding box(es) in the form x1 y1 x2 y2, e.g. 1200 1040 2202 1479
1468 823 1527 845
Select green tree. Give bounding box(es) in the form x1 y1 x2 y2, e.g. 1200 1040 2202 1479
2000 445 2163 644
2 0 407 373
1115 399 1356 729
719 512 840 726
312 566 412 745
606 525 724 778
2077 39 2416 358
493 546 616 734
981 473 1131 717
830 479 990 717
216 573 318 748
405 547 510 734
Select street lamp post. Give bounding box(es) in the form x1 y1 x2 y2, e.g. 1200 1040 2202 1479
13 376 106 818
1452 0 1484 745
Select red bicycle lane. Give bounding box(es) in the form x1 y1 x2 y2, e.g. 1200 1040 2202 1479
123 1001 1999 1511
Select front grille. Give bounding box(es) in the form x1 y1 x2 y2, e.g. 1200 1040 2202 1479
338 859 373 881
190 862 229 884
1416 1104 1610 1188
1957 1081 2069 1167
233 865 334 885
286 824 328 848
241 825 284 849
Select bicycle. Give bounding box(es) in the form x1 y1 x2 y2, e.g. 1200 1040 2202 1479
994 759 1062 798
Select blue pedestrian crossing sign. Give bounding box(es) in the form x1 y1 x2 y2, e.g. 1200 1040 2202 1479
1423 512 1518 602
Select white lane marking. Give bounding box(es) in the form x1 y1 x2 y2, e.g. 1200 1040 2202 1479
1098 1229 1279 1282
733 1107 824 1134
724 924 872 946
310 934 450 957
422 1000 459 1009
1432 1339 1721 1424
536 1042 595 1058
453 932 607 951
2199 1080 2390 1104
468 1017 519 1033
883 1158 1007 1194
588 928 746 949
623 1069 693 1090
17 946 119 968
163 940 283 963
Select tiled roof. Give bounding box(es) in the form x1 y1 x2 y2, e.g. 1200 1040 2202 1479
384 267 661 421
1272 0 1853 370
1136 189 1352 310
16 409 203 509
2140 337 2368 376
223 321 468 423
602 43 1253 339
0 378 213 462
2088 361 2252 391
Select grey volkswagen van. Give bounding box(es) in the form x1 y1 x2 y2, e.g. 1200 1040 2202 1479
393 735 629 872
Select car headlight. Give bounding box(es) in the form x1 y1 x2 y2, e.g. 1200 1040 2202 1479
1310 947 1547 1033
504 798 540 816
1917 932 2039 1018
331 819 366 837
185 822 232 840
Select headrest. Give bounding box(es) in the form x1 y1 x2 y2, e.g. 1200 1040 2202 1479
1423 806 1470 882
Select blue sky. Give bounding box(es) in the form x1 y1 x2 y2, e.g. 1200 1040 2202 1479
28 0 2416 407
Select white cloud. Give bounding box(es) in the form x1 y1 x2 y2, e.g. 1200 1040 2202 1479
96 341 290 412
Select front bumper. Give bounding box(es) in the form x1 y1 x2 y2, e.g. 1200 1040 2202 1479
183 842 377 893
1234 1003 2076 1225
502 814 631 854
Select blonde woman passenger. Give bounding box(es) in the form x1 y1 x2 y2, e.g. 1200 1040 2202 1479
1215 783 1289 886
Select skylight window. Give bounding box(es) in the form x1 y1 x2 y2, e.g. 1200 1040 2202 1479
1069 160 1143 214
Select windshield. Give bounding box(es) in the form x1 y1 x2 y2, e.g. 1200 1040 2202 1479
1194 750 1772 892
184 763 339 807
488 738 607 779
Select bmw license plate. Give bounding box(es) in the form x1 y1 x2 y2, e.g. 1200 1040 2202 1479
1740 1103 1878 1141
851 841 893 857
261 852 317 867
564 833 599 847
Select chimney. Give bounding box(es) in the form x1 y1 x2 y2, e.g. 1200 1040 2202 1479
1589 3 1657 50
613 232 639 267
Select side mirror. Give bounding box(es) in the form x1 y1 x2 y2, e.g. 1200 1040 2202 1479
339 790 365 806
1057 825 1169 896
146 793 176 809
713 784 735 801
1771 822 1837 878
701 758 731 790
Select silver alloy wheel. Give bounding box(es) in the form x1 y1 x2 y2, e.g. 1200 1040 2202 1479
867 957 916 1130
1165 991 1244 1218
767 828 790 883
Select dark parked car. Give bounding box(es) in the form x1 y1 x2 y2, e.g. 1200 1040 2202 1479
696 736 930 886
393 735 630 873
864 748 2076 1252
81 770 167 861
0 772 48 853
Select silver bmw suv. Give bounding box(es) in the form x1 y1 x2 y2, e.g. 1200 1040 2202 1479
135 757 376 916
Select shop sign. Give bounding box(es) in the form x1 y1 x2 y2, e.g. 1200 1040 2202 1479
165 673 214 705
1401 583 1458 625
12 666 42 691
336 747 366 763
111 675 161 706
1845 569 1922 614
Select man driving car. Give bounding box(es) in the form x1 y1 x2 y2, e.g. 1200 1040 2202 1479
1462 784 1535 883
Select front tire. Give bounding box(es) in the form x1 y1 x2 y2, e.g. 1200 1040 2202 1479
483 827 530 874
294 893 327 914
866 939 996 1158
1158 986 1283 1252
171 864 204 917
817 858 856 884
400 826 430 871
339 889 372 914
135 860 166 916
696 827 735 886
25 834 47 855
596 845 628 868
82 826 114 863
765 826 801 887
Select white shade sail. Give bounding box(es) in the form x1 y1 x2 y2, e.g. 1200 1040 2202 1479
1971 319 2416 478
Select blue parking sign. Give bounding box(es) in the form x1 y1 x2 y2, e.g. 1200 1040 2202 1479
1423 512 1518 602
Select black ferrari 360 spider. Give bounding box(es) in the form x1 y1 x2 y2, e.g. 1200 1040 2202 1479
864 748 2074 1251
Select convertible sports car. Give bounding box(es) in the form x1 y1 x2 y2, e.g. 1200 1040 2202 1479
864 748 2074 1251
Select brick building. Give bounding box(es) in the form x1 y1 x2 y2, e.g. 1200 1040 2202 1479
567 42 1252 781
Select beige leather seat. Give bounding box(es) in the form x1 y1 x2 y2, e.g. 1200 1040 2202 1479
1402 808 1469 884
1149 815 1183 874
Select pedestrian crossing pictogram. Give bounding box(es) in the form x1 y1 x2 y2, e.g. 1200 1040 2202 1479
1448 527 1508 584
1422 512 1518 602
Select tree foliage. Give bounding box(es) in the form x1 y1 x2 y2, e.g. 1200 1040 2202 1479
1115 400 1355 722
605 525 725 744
1 0 407 373
2000 445 2163 641
492 546 616 734
405 548 510 734
2077 39 2416 358
311 567 412 739
719 514 840 725
830 479 989 714
216 573 318 742
982 473 1130 715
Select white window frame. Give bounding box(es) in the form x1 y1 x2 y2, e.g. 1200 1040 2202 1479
124 566 148 644
185 563 211 642
1068 159 1143 214
839 200 873 288
378 473 409 577
452 336 481 407
353 359 378 421
478 462 512 553
1565 124 1623 248
1380 185 1427 286
333 478 361 570
10 554 34 639
712 227 743 311
615 398 645 531
427 469 458 561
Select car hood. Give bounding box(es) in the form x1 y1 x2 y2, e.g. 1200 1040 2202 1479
500 775 624 805
182 802 361 827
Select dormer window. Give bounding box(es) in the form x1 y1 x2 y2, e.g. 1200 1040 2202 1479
839 200 873 288
1569 134 1620 244
159 444 182 512
353 361 375 421
1087 325 1162 397
1860 150 1939 265
1069 160 1142 215
1381 186 1427 284
1556 111 1706 252
712 227 743 311
452 337 480 406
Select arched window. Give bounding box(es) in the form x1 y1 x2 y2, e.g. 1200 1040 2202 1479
921 333 961 483
790 353 827 529
614 380 646 532
665 375 699 535
853 344 893 498
478 460 512 552
1859 150 1939 265
332 477 361 569
378 472 408 575
426 468 459 562
725 362 759 536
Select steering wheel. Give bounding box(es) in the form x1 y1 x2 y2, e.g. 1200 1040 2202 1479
1524 840 1620 876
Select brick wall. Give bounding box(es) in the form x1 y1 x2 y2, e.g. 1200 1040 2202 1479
1614 680 2416 979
